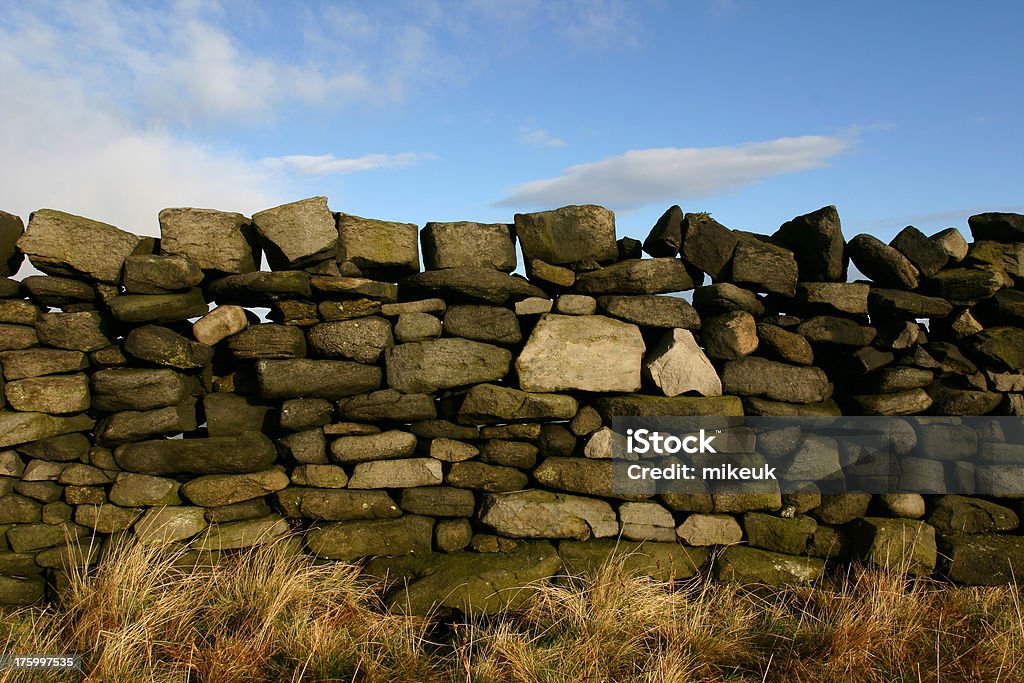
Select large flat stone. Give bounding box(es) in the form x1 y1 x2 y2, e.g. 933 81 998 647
337 213 420 280
35 311 112 352
480 489 618 540
91 368 192 411
721 357 830 404
851 517 936 576
256 359 381 399
122 254 203 293
597 295 700 329
385 339 511 393
421 221 516 271
681 213 738 279
593 395 743 419
181 468 290 507
307 318 394 363
848 234 919 289
305 515 433 561
108 289 208 324
725 236 798 296
4 374 89 414
400 267 546 305
252 196 337 269
442 305 522 345
124 325 213 369
0 349 89 380
348 458 444 489
517 314 644 392
513 205 617 266
159 207 258 274
19 209 144 283
575 258 694 295
337 389 437 422
940 533 1024 585
0 411 93 449
458 383 577 424
714 546 825 585
114 432 277 475
968 212 1024 242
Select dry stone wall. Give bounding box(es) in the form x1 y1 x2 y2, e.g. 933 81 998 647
1 200 1024 612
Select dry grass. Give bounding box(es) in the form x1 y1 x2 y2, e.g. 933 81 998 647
2 536 1024 682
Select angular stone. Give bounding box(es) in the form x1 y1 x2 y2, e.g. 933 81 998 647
795 282 869 315
21 275 94 307
134 506 208 545
610 501 672 542
643 329 721 397
575 258 693 295
527 259 575 288
863 367 934 393
399 487 475 517
0 300 39 326
192 305 248 345
0 210 24 277
256 359 380 399
4 374 89 414
642 205 684 257
878 493 925 519
967 327 1024 371
208 271 312 302
394 312 441 343
20 434 89 464
927 267 1004 303
159 207 257 274
517 314 644 393
714 546 825 585
97 401 197 444
481 490 617 540
848 234 920 289
385 339 511 394
726 236 798 296
514 297 552 315
123 254 203 294
307 318 392 363
92 368 191 412
868 288 952 319
194 514 290 550
458 383 577 424
7 522 86 553
181 468 289 507
773 205 846 282
569 405 603 437
442 305 521 345
201 394 271 437
35 311 111 351
554 294 596 316
329 430 417 464
225 324 306 360
744 512 816 555
533 457 628 499
941 533 1024 585
75 503 142 533
797 315 876 346
851 517 936 576
692 283 764 317
852 389 933 416
701 311 758 360
928 495 1018 534
680 213 738 279
338 389 436 422
447 461 528 492
349 458 443 489
968 212 1024 242
756 324 813 365
812 493 871 525
931 227 969 262
513 205 617 266
279 488 399 521
721 357 830 404
0 411 94 449
0 349 87 381
428 438 478 463
333 213 418 280
290 464 348 488
109 473 181 507
0 494 41 524
421 221 515 272
124 325 212 369
19 209 143 283
597 297 699 335
890 225 948 277
0 324 36 351
114 432 276 475
278 398 333 431
401 266 545 305
108 289 208 324
305 515 433 561
593 395 743 419
251 197 336 269
309 276 397 303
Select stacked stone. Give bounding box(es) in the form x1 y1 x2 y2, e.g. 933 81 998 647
2 198 1024 612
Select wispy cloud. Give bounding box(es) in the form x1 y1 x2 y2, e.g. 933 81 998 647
261 153 435 176
517 128 567 148
496 135 853 209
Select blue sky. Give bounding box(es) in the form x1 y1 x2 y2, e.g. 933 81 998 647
1 0 1021 249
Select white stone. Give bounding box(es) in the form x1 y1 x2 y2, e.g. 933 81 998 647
644 329 722 397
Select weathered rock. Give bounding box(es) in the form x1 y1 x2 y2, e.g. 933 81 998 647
400 267 547 305
447 462 528 492
123 254 203 294
0 412 94 449
0 494 41 524
0 210 23 277
514 205 617 266
385 339 511 394
848 234 919 289
251 197 336 269
75 504 142 533
97 401 197 444
890 225 948 277
18 433 90 463
0 576 45 605
797 316 876 346
514 297 552 315
773 205 846 281
458 383 577 424
92 368 191 412
968 212 1024 242
851 518 936 576
159 208 257 274
527 259 575 288
0 300 39 326
692 283 764 317
940 533 1024 585
812 493 871 525
575 258 693 295
257 359 381 399
593 297 695 331
0 324 37 351
310 276 398 302
701 311 758 360
643 329 721 397
4 374 89 414
680 213 738 279
480 490 617 539
560 539 707 581
329 430 417 464
400 487 476 517
714 546 825 585
726 235 799 296
337 213 419 280
109 289 208 324
756 324 813 365
744 512 816 555
927 267 1004 303
35 311 112 351
930 227 969 262
643 205 684 257
878 493 926 519
721 357 830 404
226 324 306 360
278 398 333 431
479 440 537 469
19 209 144 283
394 312 442 343
795 282 869 315
192 305 248 345
181 468 290 507
443 305 521 345
868 288 952 319
517 314 644 393
429 438 479 463
109 473 181 507
967 327 1024 371
928 495 1018 534
114 432 277 475
421 221 516 271
194 514 290 550
672 513 740 546
208 271 312 302
124 325 213 369
281 488 400 521
380 299 446 316
134 506 208 545
594 395 743 419
852 389 933 416
348 458 444 488
338 389 436 422
21 275 95 307
307 318 393 364
305 515 433 560
863 367 934 393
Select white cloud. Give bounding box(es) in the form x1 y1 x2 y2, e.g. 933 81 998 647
496 135 852 209
261 153 435 176
517 128 567 148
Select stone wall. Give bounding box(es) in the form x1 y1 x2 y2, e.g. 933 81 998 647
1 200 1023 611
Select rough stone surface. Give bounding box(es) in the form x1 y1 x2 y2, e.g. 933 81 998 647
421 221 516 272
36 311 112 352
134 506 208 545
329 430 417 464
337 213 420 280
517 314 644 393
91 368 191 412
394 312 442 343
114 433 277 475
181 468 290 507
257 359 381 399
19 209 143 283
680 213 738 279
726 236 798 296
968 212 1024 242
308 318 393 363
644 329 721 397
721 357 830 404
848 234 920 289
401 267 547 305
773 205 846 282
123 254 203 294
676 514 743 546
192 306 248 345
891 225 949 277
714 546 825 585
575 258 694 295
338 389 436 422
443 305 521 345
159 208 257 274
0 211 24 277
514 205 617 266
480 490 617 540
348 458 443 489
109 289 208 324
124 325 213 369
851 517 937 576
385 339 511 394
458 383 577 424
4 374 89 414
702 311 759 360
305 515 433 561
252 197 337 269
